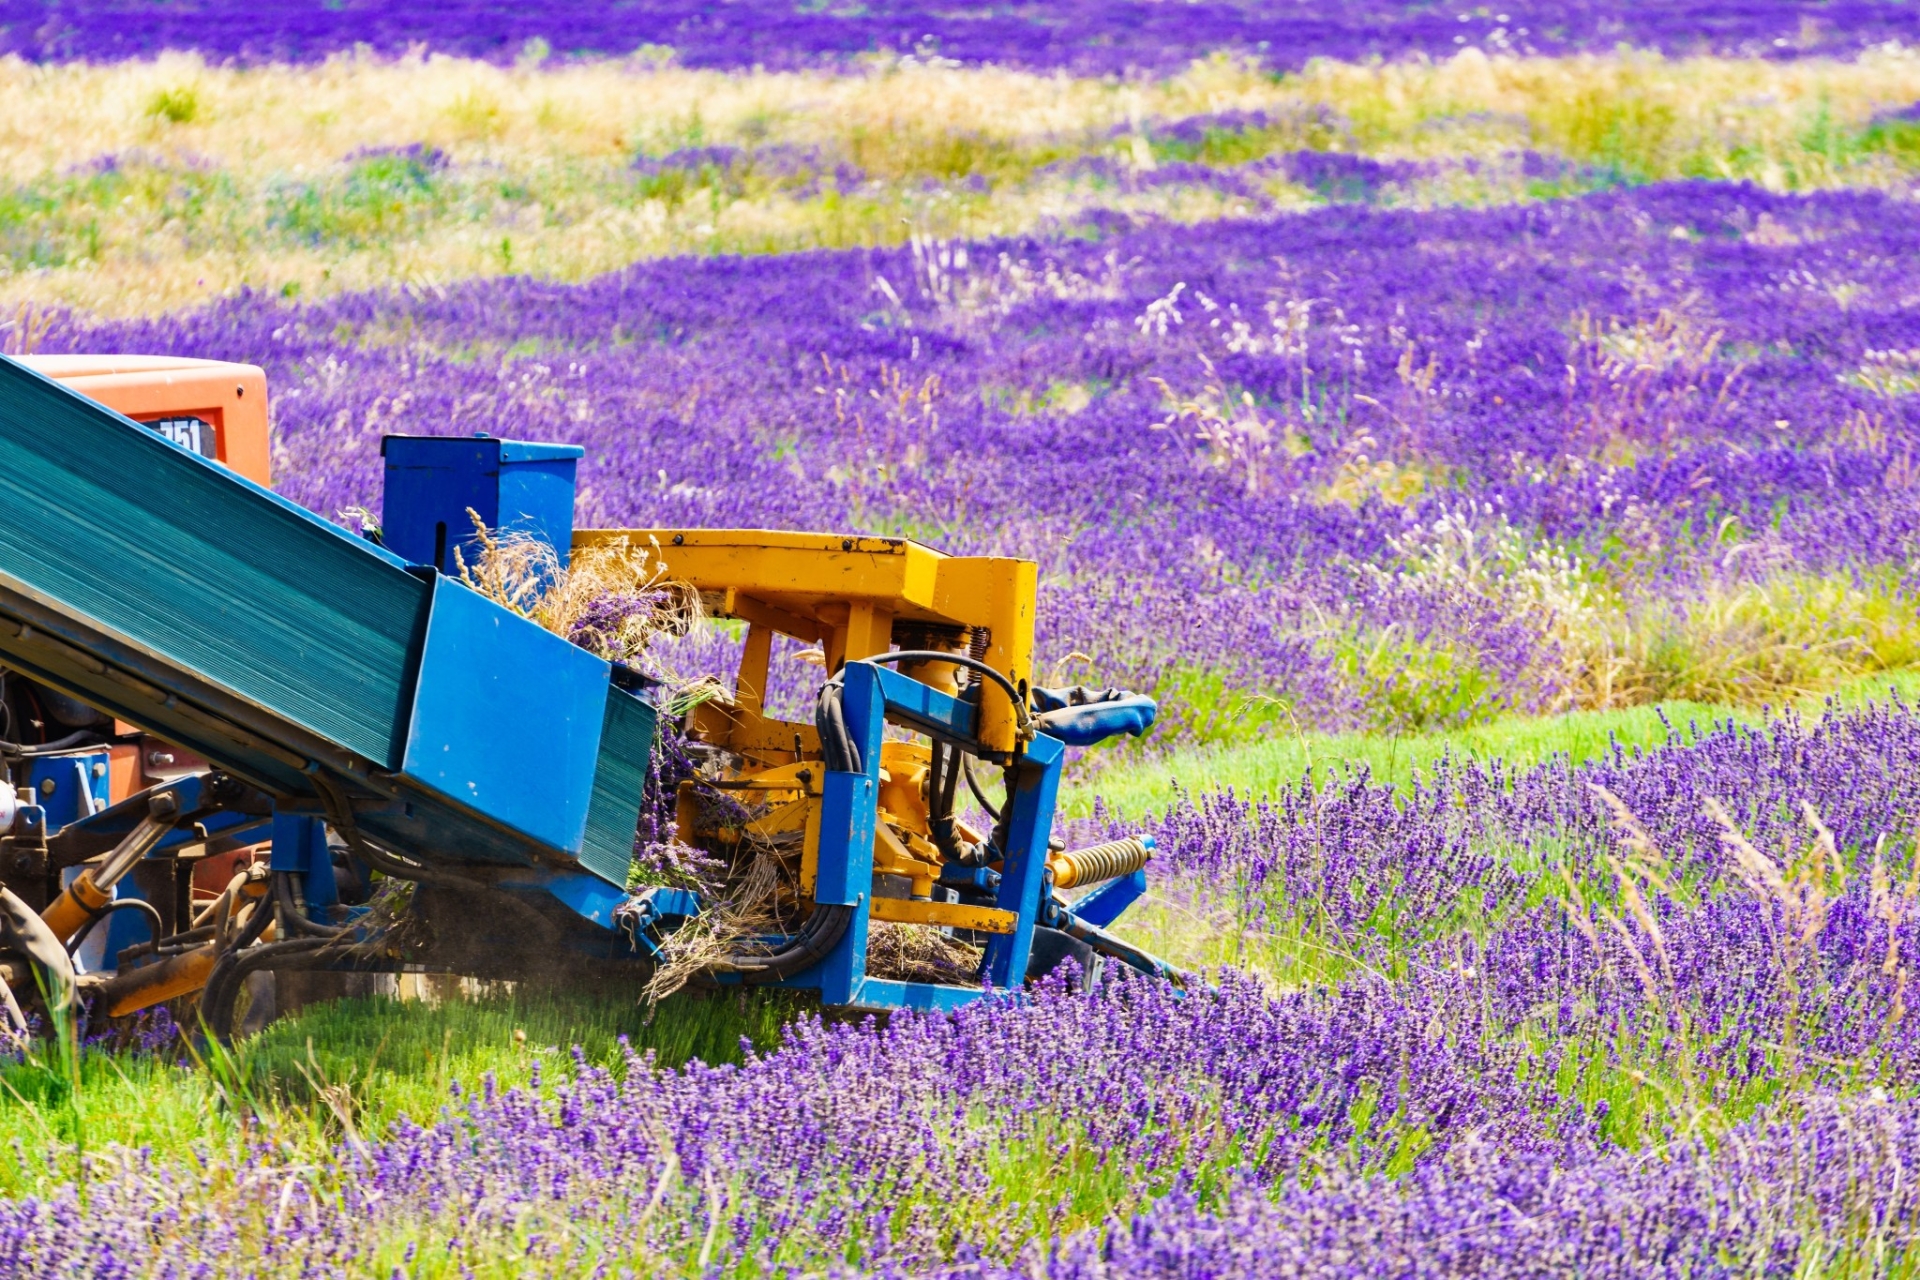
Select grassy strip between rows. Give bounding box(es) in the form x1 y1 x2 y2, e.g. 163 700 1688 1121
0 986 802 1199
1064 667 1920 820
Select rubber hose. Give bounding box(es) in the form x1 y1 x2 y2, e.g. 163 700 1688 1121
273 870 345 938
707 902 855 985
343 834 563 942
0 729 108 758
813 678 858 774
199 934 327 1045
854 651 1027 722
964 756 1005 822
64 897 165 956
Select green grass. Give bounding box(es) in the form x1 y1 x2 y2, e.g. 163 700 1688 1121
0 985 803 1197
1066 667 1920 820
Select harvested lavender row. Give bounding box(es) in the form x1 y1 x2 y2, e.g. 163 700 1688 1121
43 180 1920 739
5 0 1919 73
2 699 1919 1273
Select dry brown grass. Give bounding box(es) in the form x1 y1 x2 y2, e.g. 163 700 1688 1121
2 47 1918 316
452 519 704 668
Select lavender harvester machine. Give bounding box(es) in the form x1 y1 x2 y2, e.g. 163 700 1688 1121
0 352 1178 1040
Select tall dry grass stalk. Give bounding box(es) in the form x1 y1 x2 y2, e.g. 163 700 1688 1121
3 47 1919 315
1375 503 1920 717
640 846 793 1002
452 517 703 668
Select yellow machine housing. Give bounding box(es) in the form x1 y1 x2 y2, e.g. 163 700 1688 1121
576 528 1045 939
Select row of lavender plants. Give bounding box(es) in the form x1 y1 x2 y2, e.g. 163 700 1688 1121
31 178 1920 741
5 694 1920 1273
6 0 1920 74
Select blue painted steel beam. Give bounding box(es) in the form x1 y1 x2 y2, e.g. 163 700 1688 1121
868 665 977 742
982 732 1064 989
804 662 893 1004
51 773 260 856
1068 867 1147 928
269 809 338 915
492 866 633 930
851 977 994 1012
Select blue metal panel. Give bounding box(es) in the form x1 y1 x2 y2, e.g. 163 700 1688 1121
382 435 583 574
493 866 631 928
798 663 891 1004
839 663 890 772
270 810 337 913
37 751 117 974
382 436 501 571
51 773 262 858
813 773 874 905
577 684 657 886
400 575 609 857
851 978 992 1012
983 732 1065 988
1070 867 1147 928
26 753 109 828
498 453 583 566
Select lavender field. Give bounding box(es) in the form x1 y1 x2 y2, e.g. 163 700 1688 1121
8 0 1920 73
45 179 1920 745
6 6 1920 1277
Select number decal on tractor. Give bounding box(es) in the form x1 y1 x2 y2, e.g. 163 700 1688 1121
147 415 216 458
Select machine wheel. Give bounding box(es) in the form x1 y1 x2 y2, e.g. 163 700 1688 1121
1025 927 1098 990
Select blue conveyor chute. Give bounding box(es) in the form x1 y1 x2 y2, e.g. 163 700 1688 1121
0 355 653 888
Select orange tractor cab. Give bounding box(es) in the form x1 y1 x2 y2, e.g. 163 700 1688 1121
4 356 273 975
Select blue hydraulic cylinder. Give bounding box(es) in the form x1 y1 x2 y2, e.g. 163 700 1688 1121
381 434 585 576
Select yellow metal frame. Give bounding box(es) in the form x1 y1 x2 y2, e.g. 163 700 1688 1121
573 529 1037 757
574 527 1039 938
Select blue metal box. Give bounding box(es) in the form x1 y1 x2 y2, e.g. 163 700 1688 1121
381 435 585 574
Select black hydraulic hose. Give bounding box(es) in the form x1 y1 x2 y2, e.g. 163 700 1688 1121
272 870 346 938
854 650 1028 721
311 771 443 885
812 674 864 774
196 889 302 1043
230 888 276 951
311 770 562 941
199 935 331 1045
927 740 964 865
815 651 1035 781
964 756 1005 822
707 902 855 985
0 729 109 758
64 898 164 956
932 741 962 821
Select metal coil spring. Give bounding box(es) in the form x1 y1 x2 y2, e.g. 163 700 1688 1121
1048 835 1152 890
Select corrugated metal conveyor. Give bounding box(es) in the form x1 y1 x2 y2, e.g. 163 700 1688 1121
0 355 652 888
